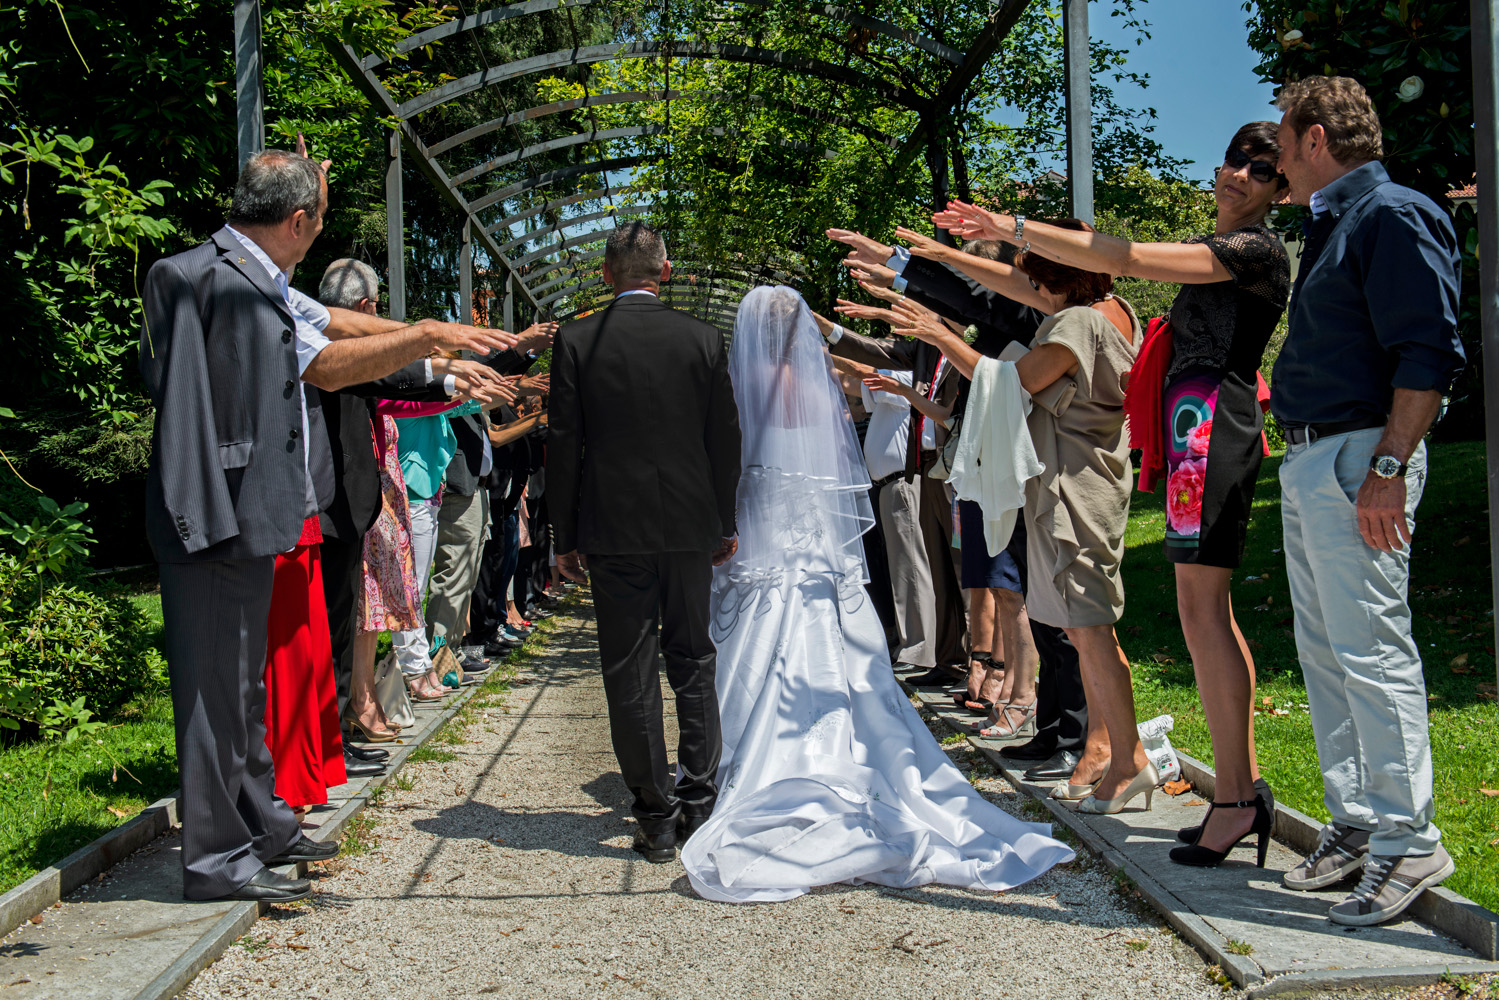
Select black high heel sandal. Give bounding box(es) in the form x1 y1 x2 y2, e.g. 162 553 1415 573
1169 795 1274 868
1177 777 1274 843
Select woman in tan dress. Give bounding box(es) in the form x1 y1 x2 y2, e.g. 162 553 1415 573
893 220 1156 815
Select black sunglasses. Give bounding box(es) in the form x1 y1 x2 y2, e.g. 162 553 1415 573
1224 147 1279 184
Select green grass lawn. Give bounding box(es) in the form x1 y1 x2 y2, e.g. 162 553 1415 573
1122 440 1499 914
0 581 178 895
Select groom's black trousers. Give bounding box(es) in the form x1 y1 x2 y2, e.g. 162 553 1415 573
587 551 721 836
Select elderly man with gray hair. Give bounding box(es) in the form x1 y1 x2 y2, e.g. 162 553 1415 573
139 149 518 903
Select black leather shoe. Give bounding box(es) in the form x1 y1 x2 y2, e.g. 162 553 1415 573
632 828 677 863
344 743 389 763
1024 750 1082 782
677 814 710 842
485 637 520 656
218 867 311 902
907 667 963 688
265 835 340 867
999 739 1057 762
342 751 386 778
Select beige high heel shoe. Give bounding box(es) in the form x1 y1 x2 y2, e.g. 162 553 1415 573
1075 762 1161 815
1049 780 1097 801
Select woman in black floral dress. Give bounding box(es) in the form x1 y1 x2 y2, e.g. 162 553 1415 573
930 122 1291 868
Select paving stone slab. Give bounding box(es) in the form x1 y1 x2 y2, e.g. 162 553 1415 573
895 665 1499 990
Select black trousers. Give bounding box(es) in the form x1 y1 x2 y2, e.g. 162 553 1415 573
319 534 363 719
1008 522 1088 754
588 551 721 835
159 557 301 898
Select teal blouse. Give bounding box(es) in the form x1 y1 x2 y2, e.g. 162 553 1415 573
395 400 482 501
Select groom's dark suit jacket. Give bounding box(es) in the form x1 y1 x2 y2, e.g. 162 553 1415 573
548 293 742 555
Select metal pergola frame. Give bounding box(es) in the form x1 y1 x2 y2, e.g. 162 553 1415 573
233 0 1098 322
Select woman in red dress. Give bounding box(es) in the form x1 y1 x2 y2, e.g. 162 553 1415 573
263 516 347 817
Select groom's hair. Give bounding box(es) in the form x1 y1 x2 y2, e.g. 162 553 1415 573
605 222 668 286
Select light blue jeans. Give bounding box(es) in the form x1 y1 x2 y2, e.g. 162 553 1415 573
1279 426 1439 856
393 496 440 679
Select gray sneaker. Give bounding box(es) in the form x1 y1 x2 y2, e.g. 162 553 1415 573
1283 823 1371 891
1328 845 1454 926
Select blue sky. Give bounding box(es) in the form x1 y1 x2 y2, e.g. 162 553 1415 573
1089 0 1280 184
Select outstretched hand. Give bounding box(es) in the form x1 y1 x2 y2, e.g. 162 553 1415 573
892 226 952 261
294 131 333 176
931 200 1006 242
516 372 551 396
435 357 515 405
890 297 954 346
424 321 519 356
861 372 908 397
515 321 559 354
843 260 898 288
826 228 894 271
834 298 901 326
858 279 904 305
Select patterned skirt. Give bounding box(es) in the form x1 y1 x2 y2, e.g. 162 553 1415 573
360 416 426 632
1162 367 1264 568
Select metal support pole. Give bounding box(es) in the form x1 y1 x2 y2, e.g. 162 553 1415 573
459 217 473 326
1062 0 1093 224
1473 0 1499 684
386 131 406 321
233 0 264 171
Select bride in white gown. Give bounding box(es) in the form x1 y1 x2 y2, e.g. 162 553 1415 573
680 285 1074 903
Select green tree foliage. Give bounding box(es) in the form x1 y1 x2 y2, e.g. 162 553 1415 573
1240 1 1479 433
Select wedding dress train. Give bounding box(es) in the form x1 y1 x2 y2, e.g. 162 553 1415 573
679 287 1074 903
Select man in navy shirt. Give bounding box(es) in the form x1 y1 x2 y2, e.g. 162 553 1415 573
1271 76 1463 926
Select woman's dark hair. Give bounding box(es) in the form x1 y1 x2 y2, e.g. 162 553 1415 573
1226 121 1290 188
1015 220 1114 305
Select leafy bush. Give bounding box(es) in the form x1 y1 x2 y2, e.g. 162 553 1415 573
1 582 161 717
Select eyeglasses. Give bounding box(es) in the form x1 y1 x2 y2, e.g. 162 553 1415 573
1224 147 1279 184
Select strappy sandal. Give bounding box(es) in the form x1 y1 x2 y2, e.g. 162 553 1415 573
953 650 992 708
975 699 1037 739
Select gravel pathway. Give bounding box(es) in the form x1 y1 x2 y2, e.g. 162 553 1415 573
181 599 1237 1000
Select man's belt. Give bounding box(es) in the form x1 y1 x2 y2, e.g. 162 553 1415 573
1280 415 1387 447
871 472 904 489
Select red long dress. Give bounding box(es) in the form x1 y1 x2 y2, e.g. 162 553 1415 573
263 516 347 809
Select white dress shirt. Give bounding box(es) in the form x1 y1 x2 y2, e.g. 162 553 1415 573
859 369 913 482
886 245 912 293
225 226 331 516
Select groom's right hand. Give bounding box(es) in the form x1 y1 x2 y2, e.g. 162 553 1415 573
557 550 588 583
711 536 738 567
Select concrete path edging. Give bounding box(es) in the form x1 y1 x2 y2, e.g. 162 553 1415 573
897 674 1499 991
1177 753 1499 962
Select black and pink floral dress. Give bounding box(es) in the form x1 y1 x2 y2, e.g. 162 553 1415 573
1162 226 1289 567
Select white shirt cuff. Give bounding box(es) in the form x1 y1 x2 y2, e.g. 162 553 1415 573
827 323 847 345
886 247 911 273
424 358 434 382
443 374 457 395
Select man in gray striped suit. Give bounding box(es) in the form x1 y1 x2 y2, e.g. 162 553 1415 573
139 150 516 902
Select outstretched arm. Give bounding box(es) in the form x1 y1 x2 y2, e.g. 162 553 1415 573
931 200 1231 285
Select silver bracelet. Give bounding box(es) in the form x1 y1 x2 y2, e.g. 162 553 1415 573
1014 214 1026 241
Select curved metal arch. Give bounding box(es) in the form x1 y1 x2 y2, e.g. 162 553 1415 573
399 41 929 121
431 89 896 159
524 246 804 298
373 1 958 71
491 184 650 237
499 207 647 254
469 155 645 214
451 125 665 187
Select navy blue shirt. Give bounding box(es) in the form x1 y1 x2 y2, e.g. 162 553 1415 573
1270 162 1464 425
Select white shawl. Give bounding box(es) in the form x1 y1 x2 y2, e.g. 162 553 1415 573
947 357 1043 556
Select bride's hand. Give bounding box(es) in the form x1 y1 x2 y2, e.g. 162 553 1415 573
890 298 955 346
834 299 901 326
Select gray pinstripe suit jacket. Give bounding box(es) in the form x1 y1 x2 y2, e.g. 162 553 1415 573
139 227 331 563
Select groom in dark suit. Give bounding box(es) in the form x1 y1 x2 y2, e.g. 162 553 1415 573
548 222 742 863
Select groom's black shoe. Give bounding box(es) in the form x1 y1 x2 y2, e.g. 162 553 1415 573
999 739 1056 762
677 813 710 842
632 828 677 864
265 835 340 867
1024 750 1082 782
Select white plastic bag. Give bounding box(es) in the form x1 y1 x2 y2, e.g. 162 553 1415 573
1137 714 1181 784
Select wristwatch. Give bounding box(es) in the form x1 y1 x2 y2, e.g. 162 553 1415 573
1014 214 1026 241
1370 455 1408 479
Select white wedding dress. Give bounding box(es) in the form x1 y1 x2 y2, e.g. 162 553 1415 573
680 286 1074 903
